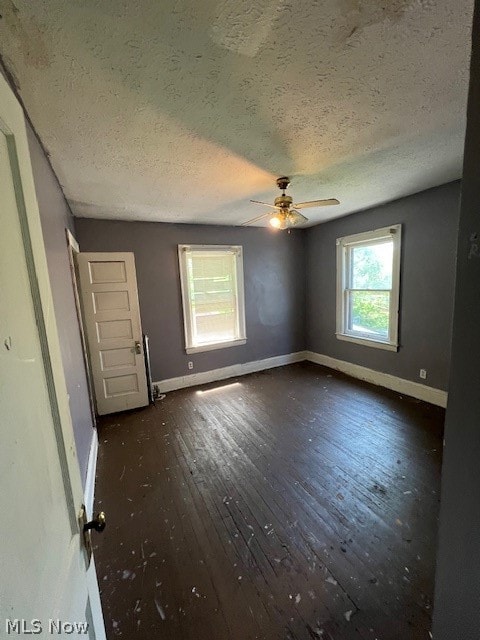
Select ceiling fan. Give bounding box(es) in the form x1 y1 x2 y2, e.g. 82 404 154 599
242 177 340 229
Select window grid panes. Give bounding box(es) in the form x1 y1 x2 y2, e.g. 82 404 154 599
344 240 394 340
187 252 239 346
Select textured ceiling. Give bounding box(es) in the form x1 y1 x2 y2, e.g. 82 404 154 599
0 0 474 226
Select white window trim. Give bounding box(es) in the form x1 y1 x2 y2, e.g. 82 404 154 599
336 224 401 352
178 244 247 355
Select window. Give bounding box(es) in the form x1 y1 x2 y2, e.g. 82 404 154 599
178 245 246 354
336 225 401 351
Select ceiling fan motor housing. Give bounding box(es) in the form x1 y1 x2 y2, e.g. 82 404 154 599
274 194 293 208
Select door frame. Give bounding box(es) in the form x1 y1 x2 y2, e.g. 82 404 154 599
66 228 97 422
66 229 100 516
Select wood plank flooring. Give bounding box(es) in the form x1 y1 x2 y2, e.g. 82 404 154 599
93 362 444 640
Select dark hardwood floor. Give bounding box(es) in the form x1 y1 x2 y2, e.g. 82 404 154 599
93 362 444 640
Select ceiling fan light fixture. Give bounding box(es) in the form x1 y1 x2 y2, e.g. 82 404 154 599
243 176 339 229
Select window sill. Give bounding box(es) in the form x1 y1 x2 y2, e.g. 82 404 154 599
336 333 398 352
186 338 246 355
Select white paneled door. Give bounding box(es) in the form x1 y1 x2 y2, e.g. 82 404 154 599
76 253 149 415
0 75 105 636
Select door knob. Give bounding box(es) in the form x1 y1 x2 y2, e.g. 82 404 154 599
83 512 106 533
79 505 105 567
135 341 142 354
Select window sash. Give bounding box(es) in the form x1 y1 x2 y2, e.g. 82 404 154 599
178 245 246 354
344 289 392 341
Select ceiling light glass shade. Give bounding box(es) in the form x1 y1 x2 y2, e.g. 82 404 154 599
269 213 288 230
289 211 302 225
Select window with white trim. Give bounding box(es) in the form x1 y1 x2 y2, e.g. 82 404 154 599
336 225 401 351
178 245 246 354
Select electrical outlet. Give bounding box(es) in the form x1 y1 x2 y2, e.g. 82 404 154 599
188 361 194 370
419 369 427 380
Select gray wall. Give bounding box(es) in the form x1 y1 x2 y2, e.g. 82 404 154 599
26 125 94 485
305 181 460 391
74 219 306 382
433 2 480 636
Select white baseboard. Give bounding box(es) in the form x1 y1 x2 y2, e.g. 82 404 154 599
305 351 448 408
153 349 448 408
154 351 307 393
84 429 98 518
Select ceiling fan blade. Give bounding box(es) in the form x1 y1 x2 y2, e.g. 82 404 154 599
289 210 309 225
293 198 340 209
250 199 280 209
241 212 272 226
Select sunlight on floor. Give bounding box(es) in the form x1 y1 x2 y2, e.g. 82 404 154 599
195 381 242 395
